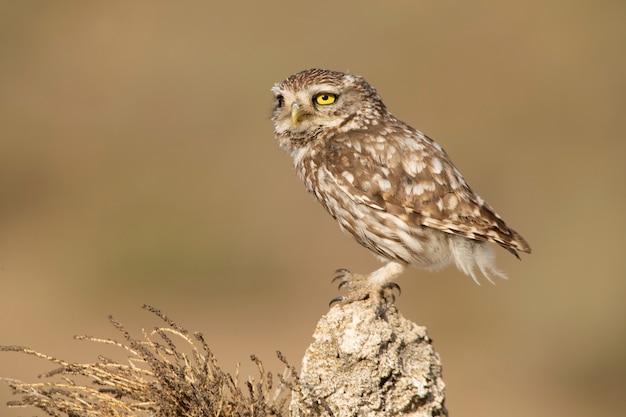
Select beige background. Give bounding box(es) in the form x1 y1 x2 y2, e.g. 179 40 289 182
1 1 625 416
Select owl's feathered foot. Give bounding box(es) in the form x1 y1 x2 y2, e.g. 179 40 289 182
330 264 404 305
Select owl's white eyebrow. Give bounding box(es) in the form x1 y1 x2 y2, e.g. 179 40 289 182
313 84 340 92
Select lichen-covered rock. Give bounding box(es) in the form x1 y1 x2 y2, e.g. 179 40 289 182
290 300 447 417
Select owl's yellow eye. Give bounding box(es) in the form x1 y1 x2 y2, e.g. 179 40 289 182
314 93 337 105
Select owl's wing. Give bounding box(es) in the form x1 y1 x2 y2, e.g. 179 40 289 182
324 126 531 256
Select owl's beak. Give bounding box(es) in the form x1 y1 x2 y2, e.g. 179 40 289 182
291 102 305 127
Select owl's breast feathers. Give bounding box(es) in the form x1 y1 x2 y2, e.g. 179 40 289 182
302 122 531 257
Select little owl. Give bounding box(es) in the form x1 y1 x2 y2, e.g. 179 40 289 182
271 68 530 302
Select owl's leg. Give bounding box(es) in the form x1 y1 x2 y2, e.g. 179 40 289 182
331 261 406 304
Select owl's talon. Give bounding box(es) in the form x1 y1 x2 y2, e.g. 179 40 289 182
378 281 401 304
337 280 352 290
329 295 346 306
383 282 401 294
332 268 351 282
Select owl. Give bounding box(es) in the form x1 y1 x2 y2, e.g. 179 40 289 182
271 68 531 302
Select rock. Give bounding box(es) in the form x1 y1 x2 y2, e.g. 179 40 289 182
290 300 448 417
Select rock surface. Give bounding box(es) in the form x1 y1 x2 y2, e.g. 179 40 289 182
290 300 448 417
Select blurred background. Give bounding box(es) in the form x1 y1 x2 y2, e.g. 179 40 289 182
1 1 624 416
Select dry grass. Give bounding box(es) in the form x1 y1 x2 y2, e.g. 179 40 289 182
1 305 298 417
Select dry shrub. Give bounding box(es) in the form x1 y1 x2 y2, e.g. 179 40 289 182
1 305 298 417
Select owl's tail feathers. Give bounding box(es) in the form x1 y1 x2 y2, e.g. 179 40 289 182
496 228 531 259
449 237 508 285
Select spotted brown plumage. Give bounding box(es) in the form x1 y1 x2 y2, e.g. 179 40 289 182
271 68 530 301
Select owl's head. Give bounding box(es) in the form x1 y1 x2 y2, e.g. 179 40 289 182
271 69 387 145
